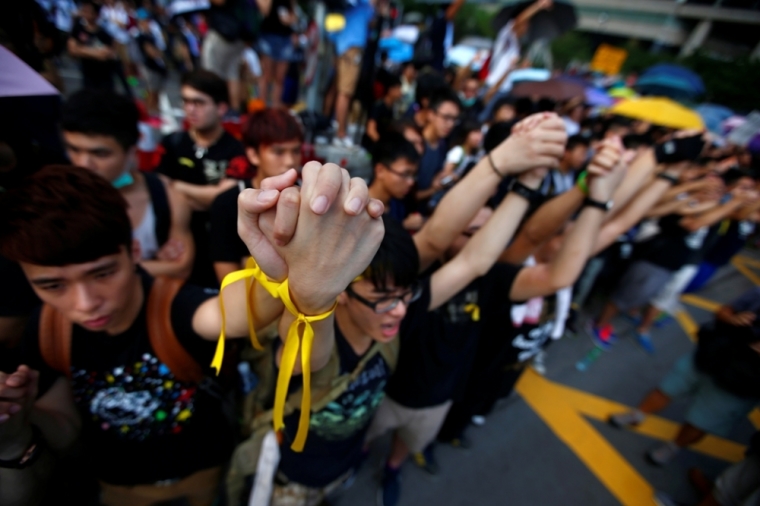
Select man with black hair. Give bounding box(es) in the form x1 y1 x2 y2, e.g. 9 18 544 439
367 133 420 228
235 112 573 506
61 89 195 281
67 0 119 92
363 75 403 152
0 162 383 506
158 70 246 208
157 70 246 286
415 88 461 209
540 134 590 197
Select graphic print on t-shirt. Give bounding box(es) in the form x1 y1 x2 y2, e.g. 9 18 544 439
72 352 196 441
444 289 479 324
308 358 389 441
509 296 554 363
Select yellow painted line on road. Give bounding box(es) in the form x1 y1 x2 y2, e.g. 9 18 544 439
674 310 699 343
680 294 721 313
516 369 654 506
732 257 760 287
734 255 760 270
750 408 760 431
522 370 745 463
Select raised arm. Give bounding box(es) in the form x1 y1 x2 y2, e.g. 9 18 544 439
509 138 626 301
414 113 567 271
428 168 545 311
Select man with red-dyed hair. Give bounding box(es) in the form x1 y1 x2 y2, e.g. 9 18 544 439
210 107 305 281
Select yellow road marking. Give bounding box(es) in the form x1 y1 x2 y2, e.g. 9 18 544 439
732 257 760 287
751 408 760 430
674 310 699 343
680 294 721 313
734 255 760 270
516 369 654 506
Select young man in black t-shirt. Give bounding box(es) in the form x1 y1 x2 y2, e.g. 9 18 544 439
157 70 246 286
209 107 304 282
236 113 575 506
362 75 402 152
367 133 421 230
62 89 195 281
0 163 383 506
67 0 118 91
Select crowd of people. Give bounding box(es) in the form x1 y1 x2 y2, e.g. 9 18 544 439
1 1 760 506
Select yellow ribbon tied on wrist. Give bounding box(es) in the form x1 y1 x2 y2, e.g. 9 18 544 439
213 257 337 452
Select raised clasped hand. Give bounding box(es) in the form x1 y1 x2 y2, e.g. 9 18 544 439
237 163 385 314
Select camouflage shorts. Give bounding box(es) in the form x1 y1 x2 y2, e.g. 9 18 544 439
270 469 353 506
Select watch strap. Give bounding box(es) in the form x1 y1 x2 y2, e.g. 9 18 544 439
582 197 612 212
656 173 680 185
509 179 541 203
0 425 44 469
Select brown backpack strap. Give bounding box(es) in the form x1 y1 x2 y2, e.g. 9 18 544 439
38 304 72 377
146 276 204 384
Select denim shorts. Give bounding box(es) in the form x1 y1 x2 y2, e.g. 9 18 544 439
258 33 297 62
659 354 759 437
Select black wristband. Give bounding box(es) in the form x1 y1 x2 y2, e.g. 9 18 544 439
582 197 613 212
0 425 44 469
509 179 541 203
656 173 680 185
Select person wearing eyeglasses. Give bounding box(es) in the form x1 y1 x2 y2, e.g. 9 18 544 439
237 112 572 506
367 133 423 231
415 88 461 211
156 70 246 286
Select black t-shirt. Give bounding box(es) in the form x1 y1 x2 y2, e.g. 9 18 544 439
157 131 246 186
386 264 522 408
210 180 252 264
362 100 396 151
136 32 167 75
635 213 710 271
706 219 756 266
277 279 433 488
69 20 114 80
22 271 232 486
260 0 293 36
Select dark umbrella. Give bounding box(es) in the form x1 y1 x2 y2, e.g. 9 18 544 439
493 0 577 43
636 63 706 100
511 78 586 102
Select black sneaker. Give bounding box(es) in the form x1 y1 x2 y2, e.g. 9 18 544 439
412 445 440 475
377 467 401 506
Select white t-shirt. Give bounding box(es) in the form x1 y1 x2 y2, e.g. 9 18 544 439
101 4 131 44
485 21 520 88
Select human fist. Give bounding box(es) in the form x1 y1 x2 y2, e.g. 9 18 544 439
490 112 567 175
587 136 626 203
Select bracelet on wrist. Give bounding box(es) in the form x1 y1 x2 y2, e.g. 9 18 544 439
487 152 506 179
509 178 541 204
0 425 44 469
576 170 589 195
656 173 680 185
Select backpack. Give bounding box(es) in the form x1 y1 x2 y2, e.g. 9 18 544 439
38 276 203 383
226 337 400 505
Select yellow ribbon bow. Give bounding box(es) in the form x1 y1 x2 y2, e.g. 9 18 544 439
213 258 337 452
464 303 481 322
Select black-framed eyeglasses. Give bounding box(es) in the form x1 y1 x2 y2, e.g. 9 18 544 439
346 283 423 314
384 165 417 181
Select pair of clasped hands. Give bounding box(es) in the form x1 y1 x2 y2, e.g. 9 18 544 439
233 112 624 317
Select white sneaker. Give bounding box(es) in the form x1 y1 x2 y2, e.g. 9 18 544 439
332 136 346 147
532 350 547 376
471 415 486 427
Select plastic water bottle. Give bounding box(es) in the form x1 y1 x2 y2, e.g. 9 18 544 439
576 347 602 372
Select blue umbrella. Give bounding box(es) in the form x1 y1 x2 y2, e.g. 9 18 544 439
694 103 734 135
637 64 706 99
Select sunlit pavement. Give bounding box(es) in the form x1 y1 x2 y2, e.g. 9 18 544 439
336 251 760 506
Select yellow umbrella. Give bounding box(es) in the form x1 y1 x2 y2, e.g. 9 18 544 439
609 97 704 130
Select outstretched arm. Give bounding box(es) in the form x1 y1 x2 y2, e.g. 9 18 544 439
414 113 567 271
509 139 626 300
428 168 545 310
